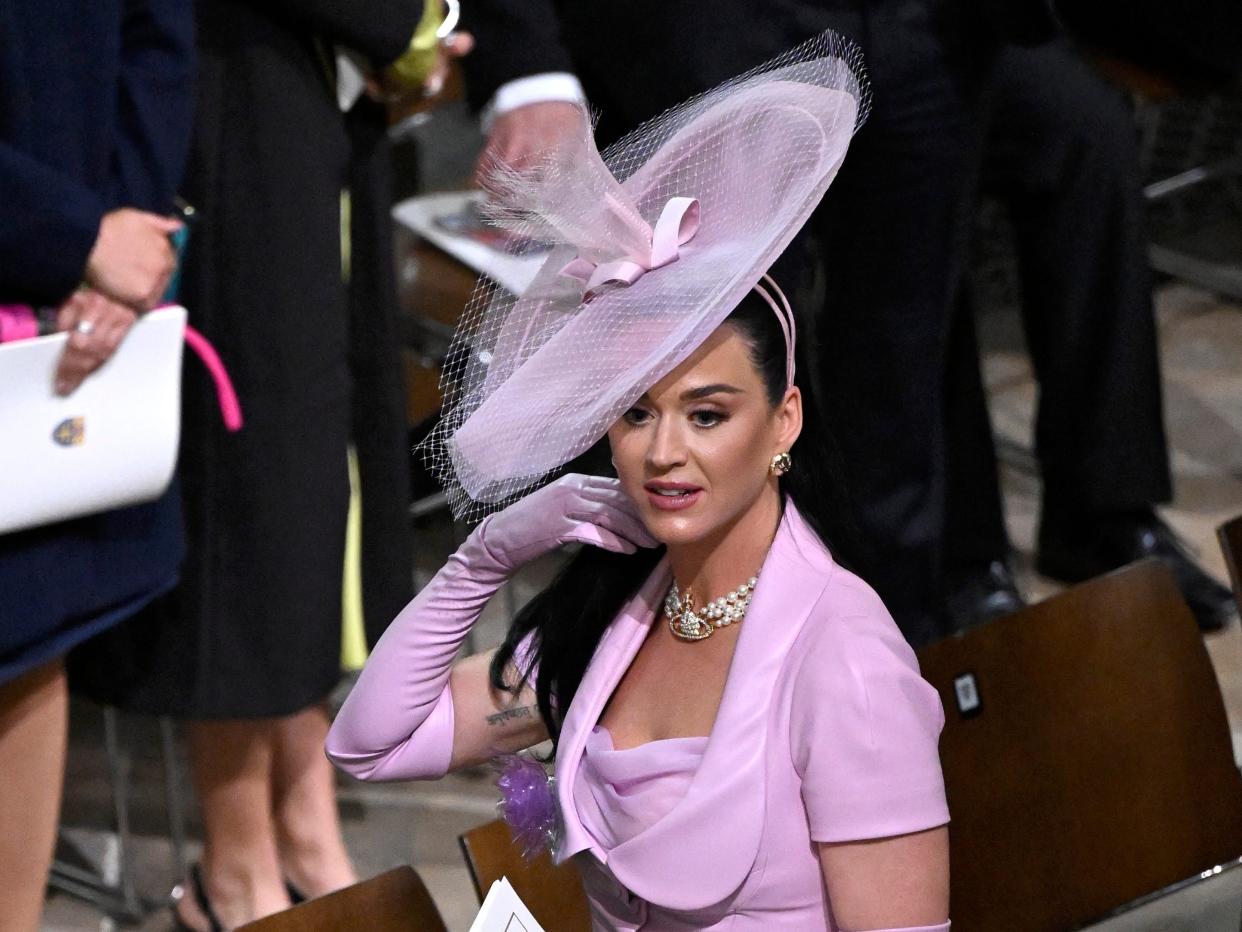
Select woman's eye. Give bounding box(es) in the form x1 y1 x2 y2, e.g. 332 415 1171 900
623 408 652 426
690 410 726 428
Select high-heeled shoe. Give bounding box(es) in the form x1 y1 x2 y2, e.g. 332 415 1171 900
171 863 224 932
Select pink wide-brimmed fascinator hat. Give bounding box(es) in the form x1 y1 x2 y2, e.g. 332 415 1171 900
422 31 870 519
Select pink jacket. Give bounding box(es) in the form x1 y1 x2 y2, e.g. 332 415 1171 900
553 503 950 930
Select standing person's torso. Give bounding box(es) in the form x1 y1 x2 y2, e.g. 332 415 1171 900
0 3 124 205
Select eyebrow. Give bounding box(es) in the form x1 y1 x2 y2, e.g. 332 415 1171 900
632 384 746 404
679 383 744 401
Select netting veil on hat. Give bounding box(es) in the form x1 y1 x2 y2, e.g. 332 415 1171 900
422 31 870 520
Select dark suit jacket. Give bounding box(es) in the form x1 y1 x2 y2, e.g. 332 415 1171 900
0 0 194 305
460 0 819 143
461 0 1239 119
0 0 194 680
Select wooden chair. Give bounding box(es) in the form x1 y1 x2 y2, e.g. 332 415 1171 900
460 818 593 932
918 558 1242 932
1218 514 1242 616
236 866 446 932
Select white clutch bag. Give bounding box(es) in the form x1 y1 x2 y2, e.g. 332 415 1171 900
0 306 238 535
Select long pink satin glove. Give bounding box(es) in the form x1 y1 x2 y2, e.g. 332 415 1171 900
847 923 949 931
325 474 658 782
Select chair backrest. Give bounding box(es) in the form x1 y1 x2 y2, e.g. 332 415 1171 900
918 558 1242 932
1218 514 1242 615
236 866 446 932
459 819 593 932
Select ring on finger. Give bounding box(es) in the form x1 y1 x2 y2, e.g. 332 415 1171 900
75 320 97 336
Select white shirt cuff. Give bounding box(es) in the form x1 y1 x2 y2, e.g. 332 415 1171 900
481 72 587 133
336 48 369 112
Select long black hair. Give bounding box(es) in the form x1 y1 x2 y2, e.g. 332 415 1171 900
489 289 857 751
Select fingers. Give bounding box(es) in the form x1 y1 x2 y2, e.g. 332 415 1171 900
474 101 583 186
516 474 659 555
86 209 181 311
53 291 139 396
127 233 176 312
422 64 448 99
429 33 473 97
145 239 177 309
148 213 185 235
563 525 639 556
578 480 649 521
583 505 661 551
442 31 473 59
565 488 660 552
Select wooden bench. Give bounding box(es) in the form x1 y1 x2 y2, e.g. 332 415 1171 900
460 818 592 931
236 866 446 932
918 559 1242 931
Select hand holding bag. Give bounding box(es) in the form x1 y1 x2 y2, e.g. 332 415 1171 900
0 305 240 534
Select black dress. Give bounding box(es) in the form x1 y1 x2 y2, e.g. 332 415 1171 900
69 0 416 717
0 0 193 684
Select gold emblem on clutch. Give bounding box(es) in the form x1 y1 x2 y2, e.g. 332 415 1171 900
53 417 85 447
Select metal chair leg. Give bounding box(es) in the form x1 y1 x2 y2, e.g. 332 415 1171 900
103 705 142 917
47 705 156 922
160 716 188 881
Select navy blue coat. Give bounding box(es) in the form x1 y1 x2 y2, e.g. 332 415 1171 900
0 0 194 682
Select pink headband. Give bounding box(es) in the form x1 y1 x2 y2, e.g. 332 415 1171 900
751 274 796 388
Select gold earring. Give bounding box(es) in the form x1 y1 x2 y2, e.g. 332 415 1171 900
770 452 792 476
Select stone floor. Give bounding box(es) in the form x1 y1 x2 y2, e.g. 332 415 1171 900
43 280 1242 930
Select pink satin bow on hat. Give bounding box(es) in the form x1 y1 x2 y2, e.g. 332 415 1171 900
559 196 701 298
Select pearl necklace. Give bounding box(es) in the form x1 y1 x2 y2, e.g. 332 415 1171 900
664 574 759 642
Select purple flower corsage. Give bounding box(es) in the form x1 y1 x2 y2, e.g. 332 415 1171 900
495 753 561 859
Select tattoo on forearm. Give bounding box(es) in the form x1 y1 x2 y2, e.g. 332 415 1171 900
487 705 535 727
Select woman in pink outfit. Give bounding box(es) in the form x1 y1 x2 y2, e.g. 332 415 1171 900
328 33 951 931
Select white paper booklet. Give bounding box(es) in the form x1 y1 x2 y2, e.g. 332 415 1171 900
392 191 547 298
467 877 547 932
0 306 186 534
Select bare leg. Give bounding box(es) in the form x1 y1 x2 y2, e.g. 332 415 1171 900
176 719 291 929
0 660 68 932
271 704 356 898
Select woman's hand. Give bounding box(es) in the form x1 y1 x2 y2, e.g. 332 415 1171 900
84 208 182 310
326 474 655 783
54 289 139 396
477 473 660 575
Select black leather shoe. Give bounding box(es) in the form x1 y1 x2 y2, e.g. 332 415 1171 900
1038 509 1236 632
944 560 1027 634
171 863 224 932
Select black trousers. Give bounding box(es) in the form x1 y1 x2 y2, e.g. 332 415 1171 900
778 0 994 646
943 40 1173 573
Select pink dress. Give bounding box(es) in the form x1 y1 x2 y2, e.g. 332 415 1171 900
552 503 950 931
323 497 948 930
574 727 708 852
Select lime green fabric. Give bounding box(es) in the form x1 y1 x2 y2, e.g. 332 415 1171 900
386 0 443 88
341 446 368 671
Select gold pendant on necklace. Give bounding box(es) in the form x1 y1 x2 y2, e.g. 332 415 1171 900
664 575 758 643
668 605 715 641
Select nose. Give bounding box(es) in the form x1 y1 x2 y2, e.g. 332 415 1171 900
645 415 688 472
